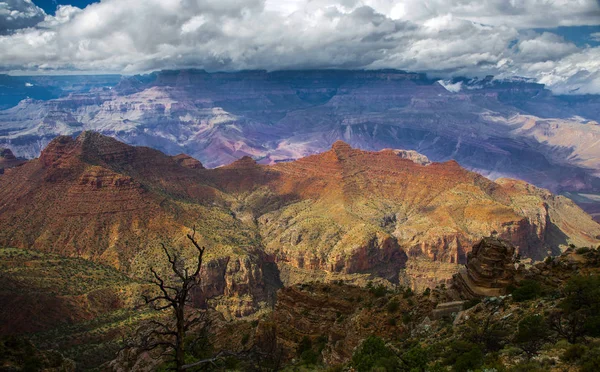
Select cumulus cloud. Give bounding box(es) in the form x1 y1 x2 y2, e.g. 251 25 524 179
0 0 599 93
516 32 579 62
0 0 45 34
266 0 600 28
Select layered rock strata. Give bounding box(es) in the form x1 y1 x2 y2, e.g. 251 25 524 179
0 133 598 313
452 237 518 298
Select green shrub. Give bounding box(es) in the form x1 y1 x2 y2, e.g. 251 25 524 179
481 352 506 371
351 336 399 371
443 340 483 371
584 315 600 337
370 284 388 298
512 280 543 302
300 349 319 365
463 298 481 309
297 336 312 356
576 247 592 254
555 275 600 342
387 299 400 313
561 343 587 363
400 344 429 371
185 329 213 360
580 348 600 372
241 333 250 345
514 315 550 358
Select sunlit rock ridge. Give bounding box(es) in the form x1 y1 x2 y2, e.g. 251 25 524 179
0 132 598 299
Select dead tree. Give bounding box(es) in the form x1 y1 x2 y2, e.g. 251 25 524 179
139 228 208 372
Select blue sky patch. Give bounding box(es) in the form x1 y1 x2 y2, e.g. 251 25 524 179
33 0 99 15
533 25 600 47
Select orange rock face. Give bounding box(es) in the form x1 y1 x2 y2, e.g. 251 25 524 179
0 132 598 297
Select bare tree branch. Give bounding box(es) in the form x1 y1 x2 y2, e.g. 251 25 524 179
127 228 210 372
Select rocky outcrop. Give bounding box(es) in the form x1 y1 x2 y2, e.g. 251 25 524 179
452 237 518 299
382 148 431 165
172 154 204 169
194 252 281 319
0 147 25 174
39 135 80 167
250 142 599 288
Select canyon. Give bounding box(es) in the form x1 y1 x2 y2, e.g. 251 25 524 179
0 132 598 314
1 71 599 212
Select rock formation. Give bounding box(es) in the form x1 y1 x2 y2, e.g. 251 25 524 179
172 153 204 169
0 133 599 313
452 237 518 298
384 148 431 165
0 147 25 174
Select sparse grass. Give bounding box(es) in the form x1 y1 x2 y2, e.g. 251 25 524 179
0 248 136 296
30 308 159 371
0 247 149 370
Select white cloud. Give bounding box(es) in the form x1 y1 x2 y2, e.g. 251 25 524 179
438 80 462 92
0 0 599 93
0 0 45 34
533 48 600 94
516 32 579 62
265 0 600 28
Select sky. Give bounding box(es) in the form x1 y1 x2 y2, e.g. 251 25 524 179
0 0 599 94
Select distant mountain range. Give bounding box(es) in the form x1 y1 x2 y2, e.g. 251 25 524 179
1 69 600 220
